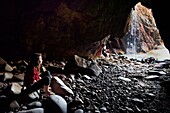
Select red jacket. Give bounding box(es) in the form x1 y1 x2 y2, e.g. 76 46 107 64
24 66 41 87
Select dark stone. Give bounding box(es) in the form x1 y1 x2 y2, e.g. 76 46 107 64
0 95 9 112
17 108 44 113
74 109 84 113
42 95 67 113
27 101 42 109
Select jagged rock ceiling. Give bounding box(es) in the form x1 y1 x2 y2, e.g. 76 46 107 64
0 0 169 60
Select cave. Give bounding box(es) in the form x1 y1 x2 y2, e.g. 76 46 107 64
1 1 170 113
0 0 169 61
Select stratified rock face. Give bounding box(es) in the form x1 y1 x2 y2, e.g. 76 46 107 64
123 2 164 54
19 0 138 59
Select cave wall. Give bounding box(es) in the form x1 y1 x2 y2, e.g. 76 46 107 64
150 0 170 52
0 0 167 60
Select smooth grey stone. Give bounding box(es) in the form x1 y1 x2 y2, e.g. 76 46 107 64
27 101 42 109
74 109 84 113
43 95 67 113
17 108 44 113
10 100 20 110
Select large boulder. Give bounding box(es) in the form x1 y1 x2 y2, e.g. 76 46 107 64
42 95 67 113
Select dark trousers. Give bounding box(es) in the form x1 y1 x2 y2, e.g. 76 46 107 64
21 71 52 95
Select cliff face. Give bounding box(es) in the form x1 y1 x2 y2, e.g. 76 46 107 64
0 0 168 60
123 2 163 54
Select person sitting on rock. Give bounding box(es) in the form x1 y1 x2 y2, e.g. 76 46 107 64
22 52 55 97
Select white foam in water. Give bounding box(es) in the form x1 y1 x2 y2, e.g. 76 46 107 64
125 45 170 61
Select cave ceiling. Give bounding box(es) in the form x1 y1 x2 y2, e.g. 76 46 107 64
0 0 168 60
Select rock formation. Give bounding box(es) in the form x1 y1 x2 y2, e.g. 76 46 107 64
0 0 169 61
